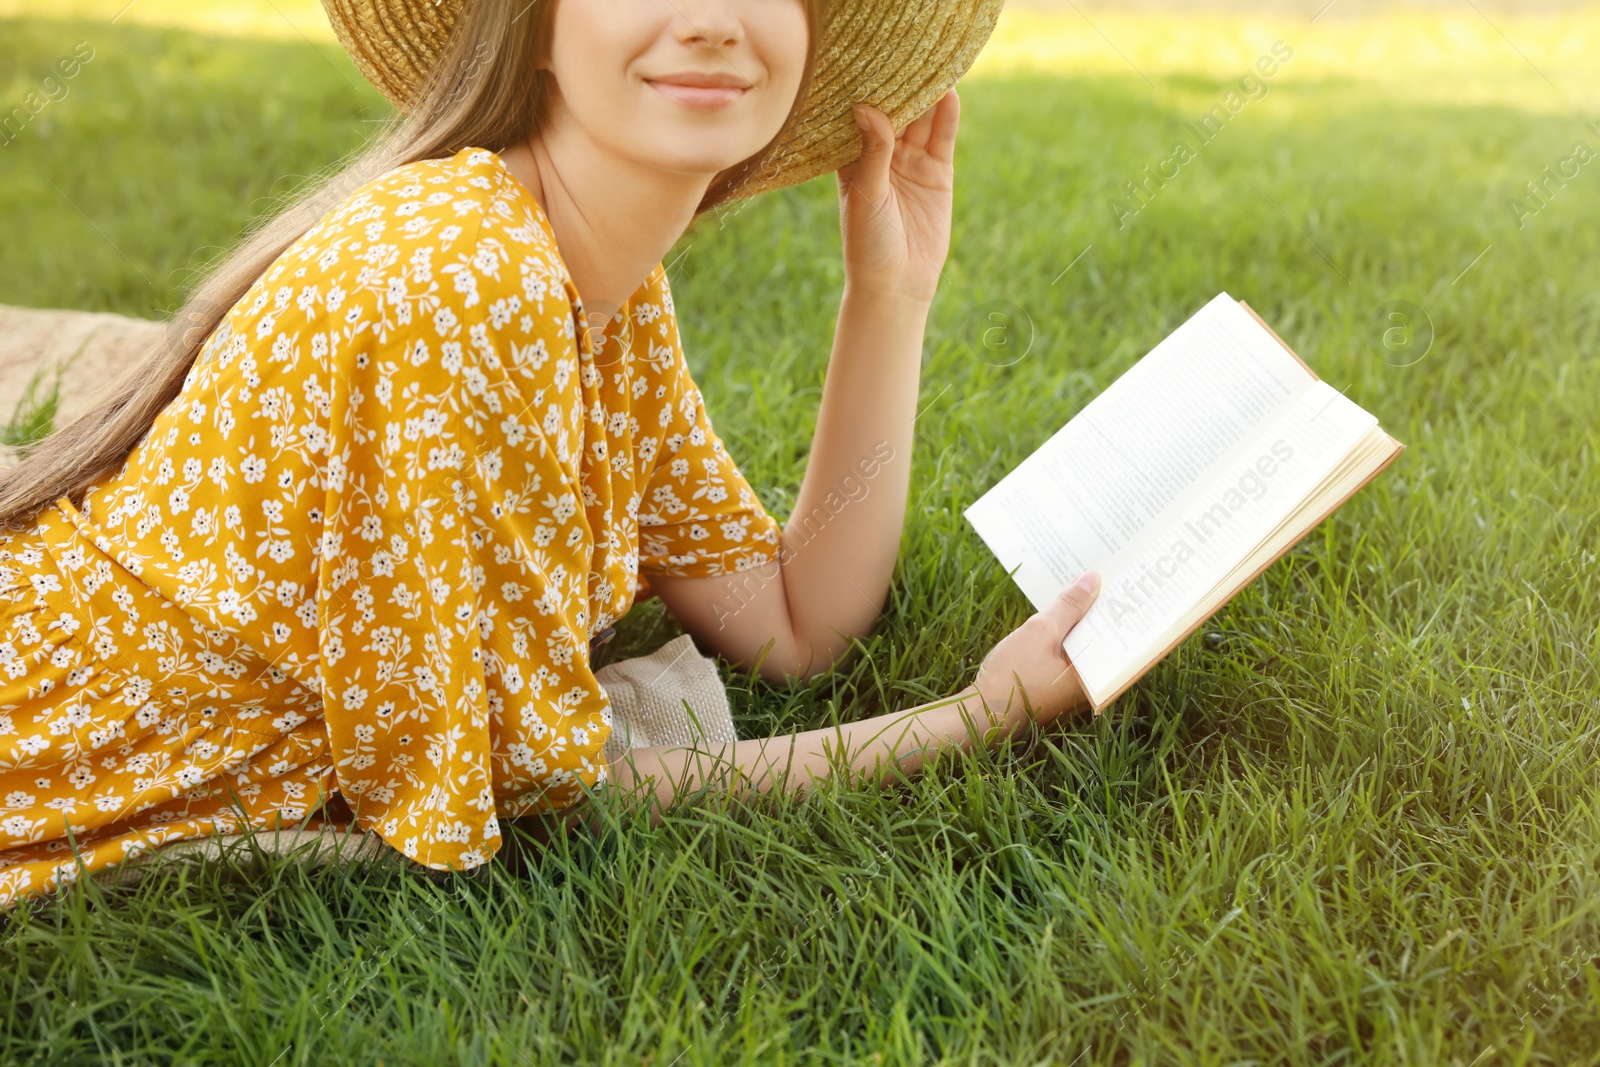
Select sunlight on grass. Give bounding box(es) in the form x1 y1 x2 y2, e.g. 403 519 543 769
0 0 334 39
971 9 1600 108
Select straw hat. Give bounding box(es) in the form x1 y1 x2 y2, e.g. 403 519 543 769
322 0 1006 200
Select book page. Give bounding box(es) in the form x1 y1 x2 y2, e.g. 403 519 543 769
1060 381 1378 702
964 293 1316 610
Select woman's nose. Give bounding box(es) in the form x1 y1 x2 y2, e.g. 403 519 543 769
670 2 745 51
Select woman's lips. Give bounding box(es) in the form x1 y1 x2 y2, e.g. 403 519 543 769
647 80 748 110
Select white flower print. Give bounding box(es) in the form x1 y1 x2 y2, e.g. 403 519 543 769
0 145 782 902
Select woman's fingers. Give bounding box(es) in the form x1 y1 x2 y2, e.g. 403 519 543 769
1045 571 1101 647
899 93 941 153
898 89 959 158
924 89 961 163
843 103 895 198
969 572 1102 728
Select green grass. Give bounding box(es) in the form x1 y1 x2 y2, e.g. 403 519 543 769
0 362 62 456
3 8 1600 1066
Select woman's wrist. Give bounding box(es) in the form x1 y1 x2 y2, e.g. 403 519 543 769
964 678 1025 736
968 669 1084 737
912 682 1021 752
841 278 936 314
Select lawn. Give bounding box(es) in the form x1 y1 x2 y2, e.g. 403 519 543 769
3 3 1600 1064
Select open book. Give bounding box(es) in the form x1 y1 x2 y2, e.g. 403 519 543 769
963 293 1404 712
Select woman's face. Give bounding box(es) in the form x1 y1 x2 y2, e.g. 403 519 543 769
543 0 809 181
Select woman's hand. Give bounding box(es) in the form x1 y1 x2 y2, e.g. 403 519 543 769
837 89 961 306
972 572 1102 731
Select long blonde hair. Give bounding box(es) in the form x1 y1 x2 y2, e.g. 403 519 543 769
0 0 824 529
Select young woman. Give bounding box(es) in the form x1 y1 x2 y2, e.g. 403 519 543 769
0 0 1100 904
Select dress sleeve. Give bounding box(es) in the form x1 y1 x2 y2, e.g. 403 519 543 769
636 312 783 583
315 207 613 871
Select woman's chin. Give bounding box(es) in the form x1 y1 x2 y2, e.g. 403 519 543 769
637 145 769 184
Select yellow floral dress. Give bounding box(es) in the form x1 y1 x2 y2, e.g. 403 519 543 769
0 146 783 904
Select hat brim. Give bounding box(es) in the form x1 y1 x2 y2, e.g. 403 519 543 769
322 0 1005 201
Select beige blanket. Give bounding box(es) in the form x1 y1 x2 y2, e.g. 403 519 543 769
0 304 163 454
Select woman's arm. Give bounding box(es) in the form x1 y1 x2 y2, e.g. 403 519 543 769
609 683 998 813
648 92 963 682
605 573 1101 817
647 286 928 680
